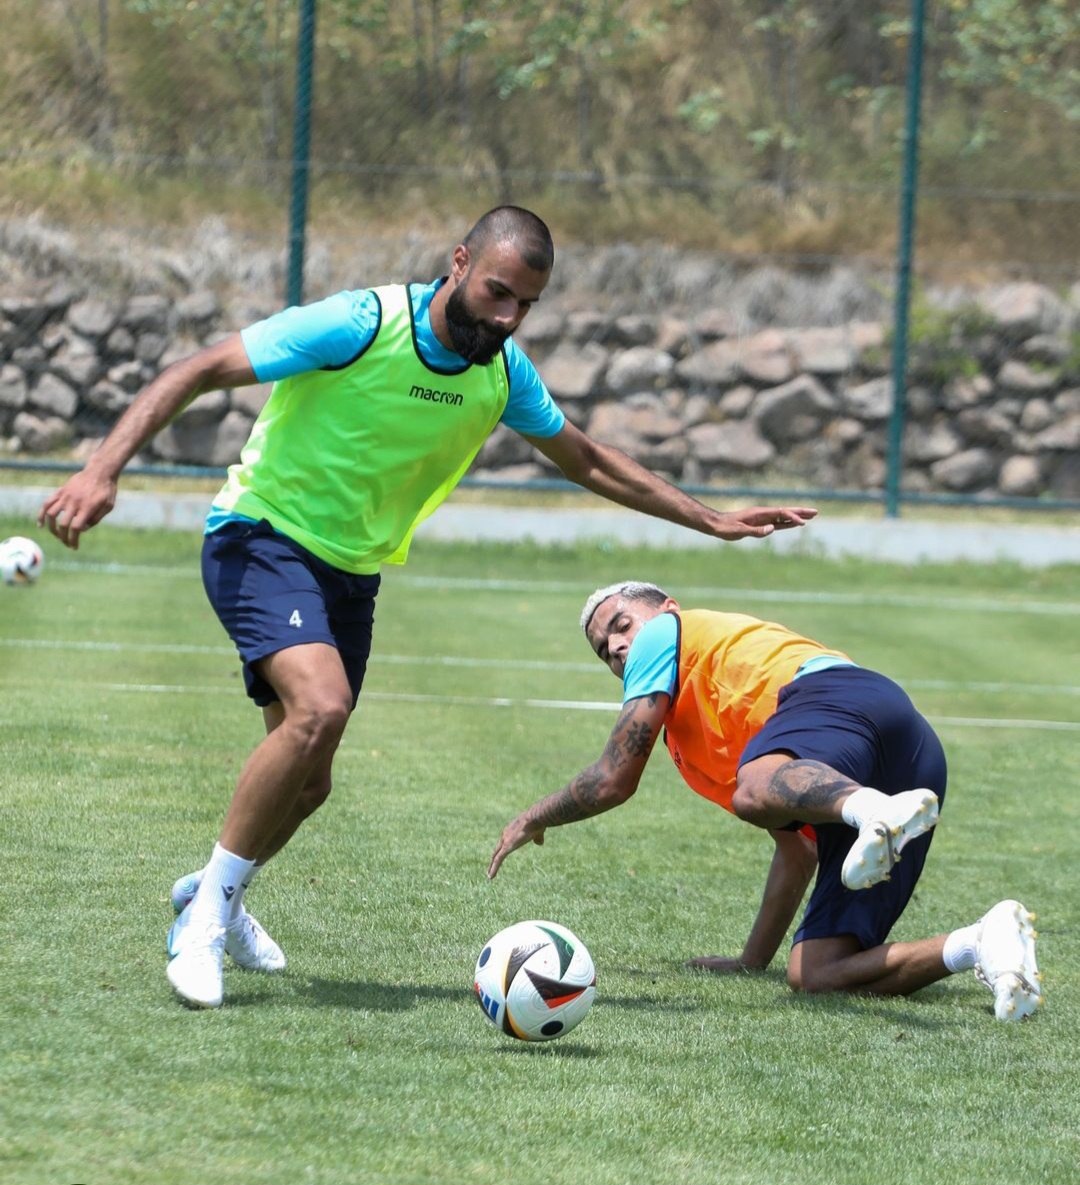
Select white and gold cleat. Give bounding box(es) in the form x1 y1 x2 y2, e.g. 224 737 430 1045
840 788 940 891
974 899 1043 1022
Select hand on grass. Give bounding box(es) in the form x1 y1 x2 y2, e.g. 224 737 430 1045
685 955 760 974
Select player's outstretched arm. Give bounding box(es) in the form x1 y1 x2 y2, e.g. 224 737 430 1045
687 828 817 973
525 420 818 541
39 334 256 550
487 694 666 878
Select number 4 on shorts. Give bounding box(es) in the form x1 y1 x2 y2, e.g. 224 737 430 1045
289 609 303 628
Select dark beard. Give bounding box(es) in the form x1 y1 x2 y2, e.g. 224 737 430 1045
444 284 508 365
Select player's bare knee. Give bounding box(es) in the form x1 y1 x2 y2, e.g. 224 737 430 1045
287 696 351 757
731 783 770 825
791 963 841 994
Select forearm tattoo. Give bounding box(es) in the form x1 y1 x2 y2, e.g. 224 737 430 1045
767 759 858 810
526 699 659 828
528 767 605 828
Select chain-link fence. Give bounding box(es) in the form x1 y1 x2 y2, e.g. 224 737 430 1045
1 0 1078 510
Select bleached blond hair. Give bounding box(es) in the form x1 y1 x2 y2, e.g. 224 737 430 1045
579 581 670 634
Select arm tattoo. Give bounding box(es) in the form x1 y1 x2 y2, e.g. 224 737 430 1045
529 767 605 827
524 699 661 829
601 704 657 765
767 759 858 810
623 720 653 758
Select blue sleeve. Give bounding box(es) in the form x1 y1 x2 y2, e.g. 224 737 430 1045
239 290 380 382
499 339 565 438
622 613 678 703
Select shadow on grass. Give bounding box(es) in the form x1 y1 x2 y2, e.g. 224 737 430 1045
490 1041 603 1059
781 982 955 1030
680 965 790 985
228 964 960 1030
611 963 961 1029
294 976 469 1011
599 991 718 1013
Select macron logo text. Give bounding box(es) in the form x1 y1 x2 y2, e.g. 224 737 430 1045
409 384 463 406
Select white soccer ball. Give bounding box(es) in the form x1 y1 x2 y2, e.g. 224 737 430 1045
0 536 45 586
474 920 596 1042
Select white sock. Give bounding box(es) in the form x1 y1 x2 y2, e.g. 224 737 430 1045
942 922 981 973
190 844 256 928
840 786 888 828
232 862 264 920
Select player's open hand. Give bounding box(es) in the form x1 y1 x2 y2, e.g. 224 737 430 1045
712 505 818 541
488 816 546 879
38 469 118 550
685 955 760 974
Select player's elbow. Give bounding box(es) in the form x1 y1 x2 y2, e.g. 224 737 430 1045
598 773 638 810
609 780 638 807
555 434 605 486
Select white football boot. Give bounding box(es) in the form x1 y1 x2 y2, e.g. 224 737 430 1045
166 919 226 1009
225 911 287 972
841 787 939 890
170 869 286 972
974 899 1043 1021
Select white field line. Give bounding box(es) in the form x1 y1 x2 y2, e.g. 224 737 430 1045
3 636 1080 697
1 638 234 655
40 562 1080 616
0 637 596 668
7 679 1079 731
396 575 1080 618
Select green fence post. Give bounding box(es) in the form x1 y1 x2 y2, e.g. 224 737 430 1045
286 0 317 309
885 0 926 518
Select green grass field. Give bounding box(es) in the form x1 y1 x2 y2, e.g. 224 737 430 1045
1 516 1078 1185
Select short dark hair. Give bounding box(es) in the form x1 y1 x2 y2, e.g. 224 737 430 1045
580 582 670 634
463 206 554 273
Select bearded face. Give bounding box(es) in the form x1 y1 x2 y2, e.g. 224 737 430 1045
443 275 512 365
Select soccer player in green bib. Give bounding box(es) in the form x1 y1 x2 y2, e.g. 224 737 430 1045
40 207 817 1008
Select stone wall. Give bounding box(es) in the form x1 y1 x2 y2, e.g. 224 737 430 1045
2 274 1078 500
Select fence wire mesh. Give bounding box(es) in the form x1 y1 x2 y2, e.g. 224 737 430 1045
1 0 1078 509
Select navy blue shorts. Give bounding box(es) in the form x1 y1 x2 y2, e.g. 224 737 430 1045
739 666 947 950
202 519 381 708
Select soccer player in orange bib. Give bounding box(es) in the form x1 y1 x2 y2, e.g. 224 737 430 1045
489 581 1042 1022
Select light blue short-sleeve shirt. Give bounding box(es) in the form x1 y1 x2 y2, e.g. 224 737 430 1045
621 614 680 703
239 280 564 438
620 614 858 704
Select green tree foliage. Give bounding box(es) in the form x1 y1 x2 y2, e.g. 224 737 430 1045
1 0 1076 257
941 0 1079 125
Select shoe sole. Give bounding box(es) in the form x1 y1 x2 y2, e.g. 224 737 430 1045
841 789 939 890
978 901 1042 1022
166 962 223 1009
